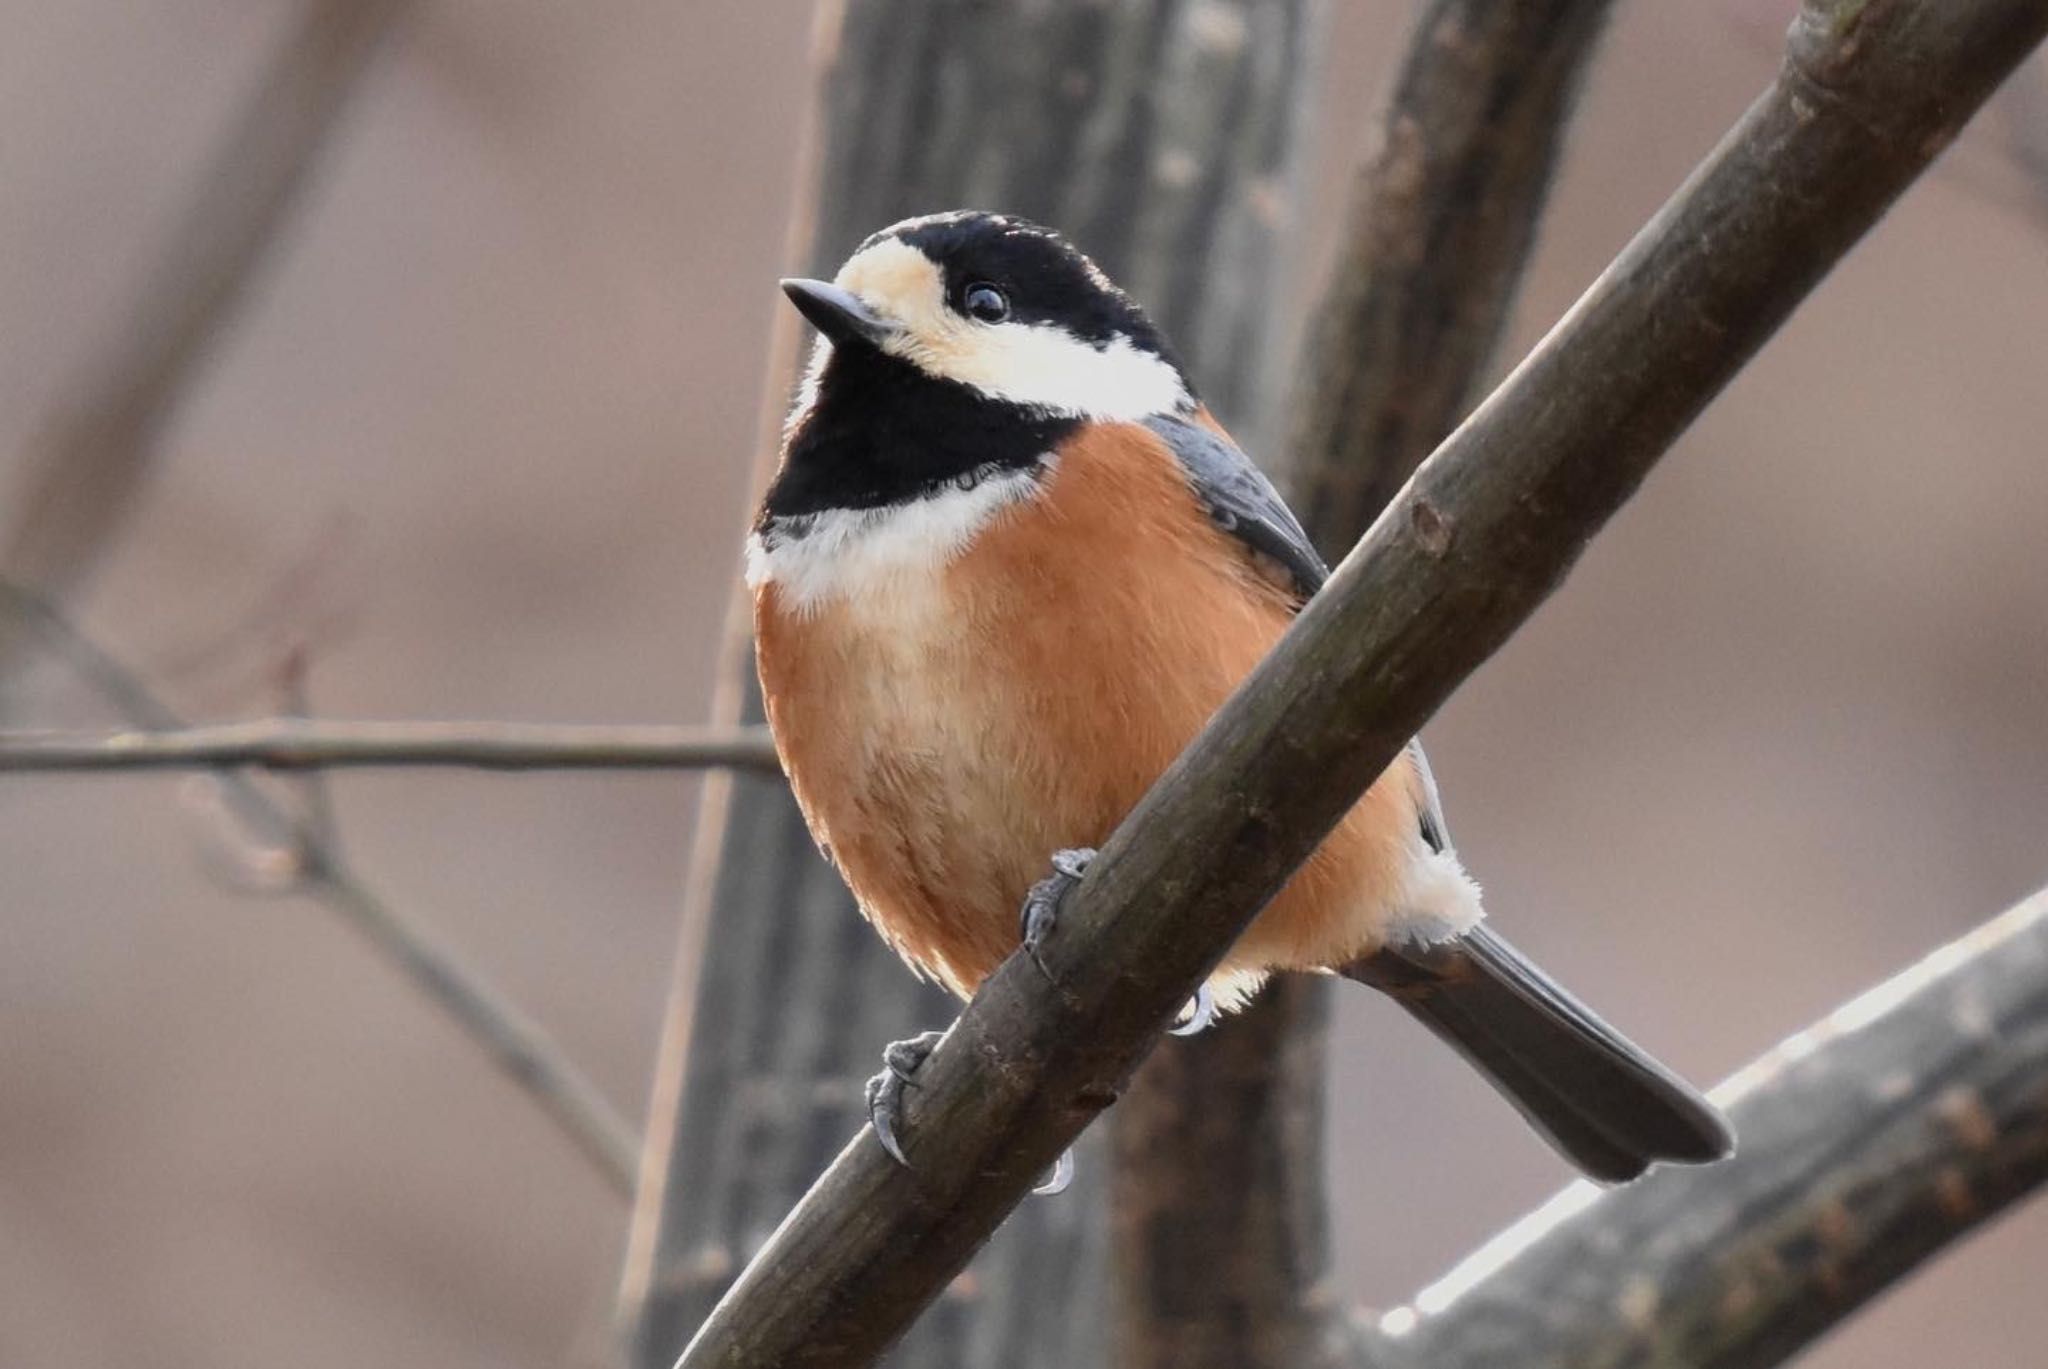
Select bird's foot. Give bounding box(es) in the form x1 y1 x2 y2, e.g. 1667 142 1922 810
863 1027 1076 1198
1018 846 1096 979
1018 845 1215 1036
864 1028 947 1168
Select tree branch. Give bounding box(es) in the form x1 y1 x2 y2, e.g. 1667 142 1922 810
2 583 639 1194
1114 5 1614 1364
1365 886 2048 1369
672 3 2048 1364
0 719 780 774
0 0 415 686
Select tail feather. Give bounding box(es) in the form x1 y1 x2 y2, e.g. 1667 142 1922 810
1342 924 1733 1183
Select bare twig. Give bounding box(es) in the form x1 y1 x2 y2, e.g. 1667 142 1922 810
672 3 2048 1364
1113 5 1615 1365
0 0 414 684
273 646 346 856
2 583 639 1194
1365 887 2048 1369
0 719 780 774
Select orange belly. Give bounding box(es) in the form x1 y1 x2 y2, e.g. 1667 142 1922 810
753 422 1423 1001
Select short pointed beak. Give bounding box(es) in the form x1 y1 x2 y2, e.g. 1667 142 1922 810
779 278 900 349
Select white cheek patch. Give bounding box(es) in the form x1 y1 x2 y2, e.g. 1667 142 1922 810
746 463 1048 611
833 237 1190 421
894 321 1189 421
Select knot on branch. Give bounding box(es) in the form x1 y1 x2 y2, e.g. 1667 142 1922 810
1409 498 1454 557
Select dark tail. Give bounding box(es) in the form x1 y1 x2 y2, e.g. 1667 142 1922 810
1341 924 1734 1183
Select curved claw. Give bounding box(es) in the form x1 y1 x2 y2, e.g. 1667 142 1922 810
1033 1147 1075 1197
864 1029 946 1169
1168 982 1217 1037
871 1088 911 1167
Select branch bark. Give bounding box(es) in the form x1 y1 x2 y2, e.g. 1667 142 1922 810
0 719 779 773
0 0 414 687
1114 5 1613 1364
3 584 639 1193
619 4 1323 1366
673 3 2048 1365
1364 887 2048 1369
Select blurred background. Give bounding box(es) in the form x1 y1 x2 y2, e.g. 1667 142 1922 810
2 3 2045 1367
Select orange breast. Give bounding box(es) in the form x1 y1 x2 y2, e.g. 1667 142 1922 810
754 420 1419 1000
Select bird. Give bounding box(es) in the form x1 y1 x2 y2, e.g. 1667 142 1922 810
746 209 1733 1187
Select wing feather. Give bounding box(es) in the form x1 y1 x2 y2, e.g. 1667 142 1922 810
1142 412 1328 601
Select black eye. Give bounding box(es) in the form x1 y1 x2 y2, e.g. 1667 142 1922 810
962 281 1010 323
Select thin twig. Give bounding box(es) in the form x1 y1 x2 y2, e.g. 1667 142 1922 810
0 719 781 774
672 3 2048 1364
1364 887 2048 1369
0 0 416 683
274 646 346 856
2 583 640 1194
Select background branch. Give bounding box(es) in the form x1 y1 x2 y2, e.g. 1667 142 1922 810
1113 4 1613 1364
1 582 640 1194
0 719 779 774
1365 886 2048 1369
0 0 414 690
675 2 2048 1364
1282 0 1613 529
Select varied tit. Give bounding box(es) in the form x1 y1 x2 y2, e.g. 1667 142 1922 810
748 210 1732 1187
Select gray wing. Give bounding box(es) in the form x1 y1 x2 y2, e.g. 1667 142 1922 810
1406 737 1452 854
1143 415 1451 855
1143 413 1328 600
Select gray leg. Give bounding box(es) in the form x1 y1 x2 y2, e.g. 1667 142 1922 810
865 1028 1078 1199
864 1029 947 1167
1019 846 1217 1037
1018 846 1097 976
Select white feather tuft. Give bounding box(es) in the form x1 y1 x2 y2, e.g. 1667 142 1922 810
1389 847 1486 946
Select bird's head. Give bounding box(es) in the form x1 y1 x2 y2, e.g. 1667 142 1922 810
780 211 1193 424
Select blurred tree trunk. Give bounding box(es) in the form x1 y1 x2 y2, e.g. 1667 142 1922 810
618 3 1325 1366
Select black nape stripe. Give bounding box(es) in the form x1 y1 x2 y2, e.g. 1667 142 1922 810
761 343 1079 524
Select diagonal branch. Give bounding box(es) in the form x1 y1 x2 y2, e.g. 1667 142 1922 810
0 719 780 774
2 583 640 1194
1112 3 1615 1365
672 3 2048 1365
1365 886 2048 1369
0 0 415 686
